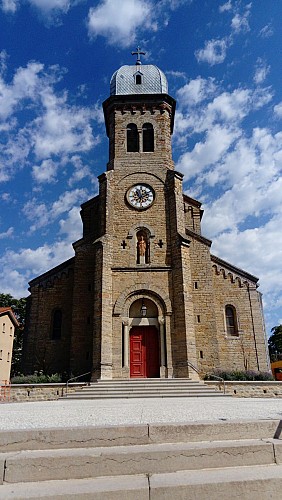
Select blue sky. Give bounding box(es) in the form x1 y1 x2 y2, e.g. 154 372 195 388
0 0 282 336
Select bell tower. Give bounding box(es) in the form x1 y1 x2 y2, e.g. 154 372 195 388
102 51 176 173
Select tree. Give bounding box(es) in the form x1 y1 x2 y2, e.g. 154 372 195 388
268 325 282 361
0 293 27 375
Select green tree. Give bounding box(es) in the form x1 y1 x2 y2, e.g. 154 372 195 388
268 325 282 361
0 293 27 375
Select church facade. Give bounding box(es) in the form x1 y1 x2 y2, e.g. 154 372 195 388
23 57 269 380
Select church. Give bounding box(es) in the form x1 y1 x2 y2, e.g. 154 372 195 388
23 52 269 380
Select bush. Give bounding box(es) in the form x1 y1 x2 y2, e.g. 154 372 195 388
204 370 274 381
11 371 62 384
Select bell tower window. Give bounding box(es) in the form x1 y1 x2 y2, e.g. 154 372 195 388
142 123 154 152
127 123 139 152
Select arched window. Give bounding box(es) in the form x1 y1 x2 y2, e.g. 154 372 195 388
135 74 142 85
136 229 150 264
127 124 139 152
225 305 238 336
51 309 62 340
142 123 154 152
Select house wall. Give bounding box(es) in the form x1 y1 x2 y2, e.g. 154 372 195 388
0 315 14 382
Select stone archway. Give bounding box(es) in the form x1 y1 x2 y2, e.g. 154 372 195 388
113 285 172 379
129 298 159 378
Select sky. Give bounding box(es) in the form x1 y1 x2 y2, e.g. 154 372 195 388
0 0 282 336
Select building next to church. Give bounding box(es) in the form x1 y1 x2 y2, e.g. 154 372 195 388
22 53 269 380
0 307 19 382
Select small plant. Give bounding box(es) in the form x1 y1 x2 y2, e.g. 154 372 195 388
11 372 62 384
204 370 274 381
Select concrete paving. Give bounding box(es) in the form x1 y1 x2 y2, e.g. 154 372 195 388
1 396 282 430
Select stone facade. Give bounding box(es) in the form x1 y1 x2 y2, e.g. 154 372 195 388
23 61 270 380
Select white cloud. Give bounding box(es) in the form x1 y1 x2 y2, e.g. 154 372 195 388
253 58 270 85
0 61 44 121
33 90 96 159
0 60 100 185
0 226 13 239
22 188 88 232
28 0 70 12
0 203 83 298
200 128 282 237
0 240 76 298
175 79 272 146
177 125 239 179
1 0 75 15
211 214 282 300
274 102 282 118
231 10 250 34
32 159 59 183
1 0 18 13
259 23 274 39
219 1 232 13
88 0 154 47
0 192 11 202
67 155 94 187
59 206 82 240
176 77 216 106
196 3 252 67
195 38 229 65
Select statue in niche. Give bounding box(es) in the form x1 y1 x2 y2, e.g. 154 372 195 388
137 232 149 264
138 236 146 256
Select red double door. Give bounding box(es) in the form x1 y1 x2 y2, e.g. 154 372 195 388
130 326 160 378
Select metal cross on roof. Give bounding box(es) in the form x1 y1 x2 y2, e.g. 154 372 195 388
131 46 146 65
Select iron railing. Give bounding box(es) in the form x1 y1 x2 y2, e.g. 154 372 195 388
65 371 91 394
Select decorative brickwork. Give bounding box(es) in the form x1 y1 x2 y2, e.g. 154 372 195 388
23 62 269 380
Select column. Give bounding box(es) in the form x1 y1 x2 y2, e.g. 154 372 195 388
159 317 166 366
123 320 129 368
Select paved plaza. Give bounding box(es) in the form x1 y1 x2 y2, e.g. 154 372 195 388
1 397 282 431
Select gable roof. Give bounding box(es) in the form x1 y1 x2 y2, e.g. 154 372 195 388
0 307 20 327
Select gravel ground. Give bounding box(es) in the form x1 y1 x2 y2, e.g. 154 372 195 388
1 397 282 430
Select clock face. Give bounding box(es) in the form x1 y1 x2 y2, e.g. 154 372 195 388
127 184 155 210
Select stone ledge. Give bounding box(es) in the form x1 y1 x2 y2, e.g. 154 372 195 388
5 383 87 402
206 380 282 398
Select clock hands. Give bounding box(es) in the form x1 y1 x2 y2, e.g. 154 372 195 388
127 184 154 209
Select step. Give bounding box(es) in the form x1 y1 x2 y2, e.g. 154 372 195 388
150 464 282 500
0 420 279 452
1 465 282 499
63 380 224 399
2 439 279 483
64 392 225 399
66 387 221 393
80 384 212 390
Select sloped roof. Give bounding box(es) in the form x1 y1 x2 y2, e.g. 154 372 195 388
0 307 19 327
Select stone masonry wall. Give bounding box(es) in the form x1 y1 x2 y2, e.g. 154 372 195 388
211 266 267 373
206 381 282 398
23 265 74 375
4 383 86 402
189 235 220 376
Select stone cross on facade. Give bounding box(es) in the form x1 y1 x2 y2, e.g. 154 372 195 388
131 46 146 65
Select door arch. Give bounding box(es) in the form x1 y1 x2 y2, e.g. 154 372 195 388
130 325 160 378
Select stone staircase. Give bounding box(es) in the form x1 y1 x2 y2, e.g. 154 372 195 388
62 378 226 399
0 420 281 498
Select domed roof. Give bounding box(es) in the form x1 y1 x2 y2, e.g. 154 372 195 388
110 64 168 96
